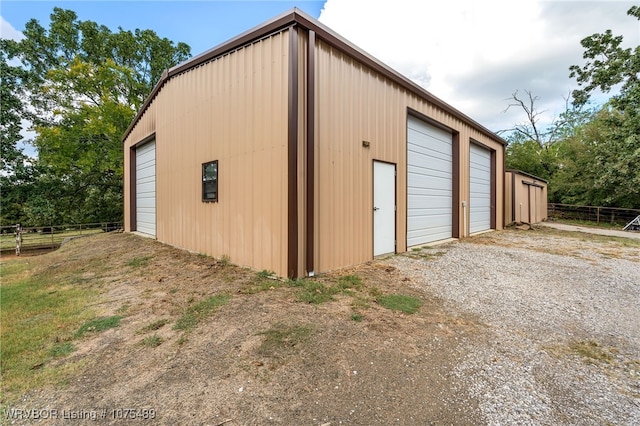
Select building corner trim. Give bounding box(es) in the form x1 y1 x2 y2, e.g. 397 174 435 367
287 26 299 278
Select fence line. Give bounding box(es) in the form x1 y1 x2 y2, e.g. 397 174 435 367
548 203 640 228
0 222 123 255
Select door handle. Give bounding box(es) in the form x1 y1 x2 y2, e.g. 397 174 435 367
373 207 380 211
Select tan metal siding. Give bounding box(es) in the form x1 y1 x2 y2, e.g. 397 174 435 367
314 39 504 272
128 30 291 276
507 171 548 224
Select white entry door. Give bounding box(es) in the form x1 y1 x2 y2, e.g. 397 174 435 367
373 161 396 256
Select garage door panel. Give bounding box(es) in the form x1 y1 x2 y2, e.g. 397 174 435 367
469 144 491 234
136 140 156 237
407 116 453 246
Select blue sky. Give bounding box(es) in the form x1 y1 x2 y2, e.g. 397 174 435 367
1 1 324 57
2 0 639 143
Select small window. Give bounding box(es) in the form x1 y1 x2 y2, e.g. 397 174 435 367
202 160 218 202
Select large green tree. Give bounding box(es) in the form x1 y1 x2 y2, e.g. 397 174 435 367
0 38 38 226
565 5 640 208
1 8 190 225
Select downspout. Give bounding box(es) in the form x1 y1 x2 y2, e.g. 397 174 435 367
462 201 467 237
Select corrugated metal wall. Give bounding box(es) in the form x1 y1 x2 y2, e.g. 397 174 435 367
505 171 548 224
124 30 291 276
313 38 504 272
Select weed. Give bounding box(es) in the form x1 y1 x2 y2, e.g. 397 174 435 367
295 280 336 304
378 294 422 314
257 269 275 279
177 336 188 345
139 319 169 333
336 275 363 292
169 288 178 294
49 342 76 358
219 254 230 266
141 334 163 348
74 316 122 338
570 340 614 364
239 270 281 294
258 323 312 356
351 295 371 310
173 295 231 331
351 313 363 322
126 256 152 268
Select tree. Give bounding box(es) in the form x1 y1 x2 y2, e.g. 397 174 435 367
2 8 191 224
566 5 640 208
502 90 592 185
570 6 640 111
0 38 38 225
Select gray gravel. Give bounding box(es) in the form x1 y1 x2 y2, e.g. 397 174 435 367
391 230 640 425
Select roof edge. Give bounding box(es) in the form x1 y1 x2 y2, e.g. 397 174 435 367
123 8 507 146
506 169 549 183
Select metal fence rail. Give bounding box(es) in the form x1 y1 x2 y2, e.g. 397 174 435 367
548 203 640 228
0 222 123 255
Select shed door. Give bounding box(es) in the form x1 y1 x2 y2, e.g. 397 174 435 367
136 140 156 237
407 116 453 246
373 161 396 256
469 143 492 234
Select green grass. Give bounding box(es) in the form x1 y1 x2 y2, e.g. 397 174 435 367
139 319 169 333
48 342 76 358
377 294 422 314
257 323 312 356
351 313 364 322
239 270 282 294
0 259 97 400
293 280 337 304
141 334 163 348
74 316 122 338
126 255 152 268
173 295 231 331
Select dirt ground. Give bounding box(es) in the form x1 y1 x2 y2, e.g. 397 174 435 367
6 232 484 425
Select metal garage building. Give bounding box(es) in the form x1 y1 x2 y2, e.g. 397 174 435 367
504 170 548 225
123 9 506 278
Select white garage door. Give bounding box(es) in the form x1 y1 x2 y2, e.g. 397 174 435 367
136 140 156 237
469 143 491 234
407 116 453 246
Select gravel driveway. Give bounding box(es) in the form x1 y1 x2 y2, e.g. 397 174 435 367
391 229 640 425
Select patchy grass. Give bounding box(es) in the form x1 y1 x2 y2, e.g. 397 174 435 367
258 323 312 357
293 280 337 304
239 270 282 294
570 340 615 364
126 256 152 268
351 313 364 322
0 259 96 400
173 295 231 331
74 316 122 338
378 294 422 314
403 246 446 260
49 342 76 358
138 319 169 333
141 334 163 348
336 275 364 292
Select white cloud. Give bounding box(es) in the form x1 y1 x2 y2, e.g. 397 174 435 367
0 16 25 41
319 0 640 133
